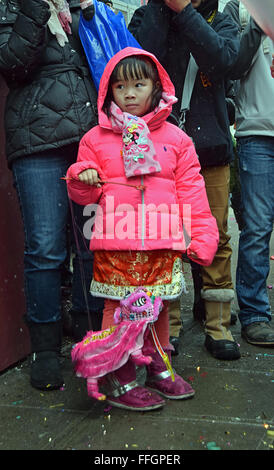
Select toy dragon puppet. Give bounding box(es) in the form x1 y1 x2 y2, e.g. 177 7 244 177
71 287 173 401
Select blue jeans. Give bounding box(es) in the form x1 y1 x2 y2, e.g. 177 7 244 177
12 146 103 324
236 136 274 327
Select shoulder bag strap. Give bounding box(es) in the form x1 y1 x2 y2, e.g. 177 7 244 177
179 54 199 130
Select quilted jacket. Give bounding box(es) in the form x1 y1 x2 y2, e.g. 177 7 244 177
66 47 219 266
0 0 97 167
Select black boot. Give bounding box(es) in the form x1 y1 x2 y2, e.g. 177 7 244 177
70 310 103 342
27 320 64 390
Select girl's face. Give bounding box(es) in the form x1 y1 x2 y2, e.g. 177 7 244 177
111 76 154 117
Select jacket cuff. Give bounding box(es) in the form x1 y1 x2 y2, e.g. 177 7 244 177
20 0 51 25
172 2 193 24
201 289 235 302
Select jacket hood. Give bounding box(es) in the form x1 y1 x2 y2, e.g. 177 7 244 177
97 46 176 130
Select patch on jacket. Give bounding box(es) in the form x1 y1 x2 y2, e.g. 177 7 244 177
200 72 212 88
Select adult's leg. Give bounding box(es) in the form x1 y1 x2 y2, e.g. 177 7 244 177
200 165 240 360
12 152 72 389
236 136 274 345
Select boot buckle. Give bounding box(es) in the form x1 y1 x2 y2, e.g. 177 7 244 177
147 370 172 383
104 374 139 398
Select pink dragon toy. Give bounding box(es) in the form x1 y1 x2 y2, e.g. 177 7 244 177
71 288 164 401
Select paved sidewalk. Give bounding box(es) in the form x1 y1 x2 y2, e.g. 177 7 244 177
0 211 273 455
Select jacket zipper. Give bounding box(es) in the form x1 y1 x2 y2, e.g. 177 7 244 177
141 175 145 248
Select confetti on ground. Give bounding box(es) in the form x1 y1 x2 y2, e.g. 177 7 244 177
200 372 208 378
207 441 221 450
264 429 274 449
104 406 112 413
224 384 238 392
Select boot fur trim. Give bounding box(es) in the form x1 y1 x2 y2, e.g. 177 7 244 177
201 289 234 303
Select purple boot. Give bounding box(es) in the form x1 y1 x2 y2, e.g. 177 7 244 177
103 360 165 411
146 350 195 400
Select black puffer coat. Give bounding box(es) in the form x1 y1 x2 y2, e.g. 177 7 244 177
0 0 97 167
129 0 240 168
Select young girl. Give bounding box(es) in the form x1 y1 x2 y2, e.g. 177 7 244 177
66 47 219 411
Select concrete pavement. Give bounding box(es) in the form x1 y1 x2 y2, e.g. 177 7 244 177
0 209 273 455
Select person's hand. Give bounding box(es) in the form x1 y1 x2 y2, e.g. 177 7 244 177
271 54 274 78
164 0 191 13
78 169 101 186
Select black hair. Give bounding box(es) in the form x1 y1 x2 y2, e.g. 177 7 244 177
104 55 163 115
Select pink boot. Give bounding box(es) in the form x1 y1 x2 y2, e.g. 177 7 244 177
146 350 195 400
103 360 165 411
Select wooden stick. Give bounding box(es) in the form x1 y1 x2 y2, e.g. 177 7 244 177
61 176 145 191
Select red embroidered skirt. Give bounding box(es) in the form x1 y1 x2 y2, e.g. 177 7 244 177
90 250 185 300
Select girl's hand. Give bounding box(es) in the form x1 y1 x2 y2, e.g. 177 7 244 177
78 169 101 186
164 0 191 13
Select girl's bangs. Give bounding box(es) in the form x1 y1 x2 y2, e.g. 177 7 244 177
111 57 157 83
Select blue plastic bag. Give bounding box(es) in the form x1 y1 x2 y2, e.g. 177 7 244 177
79 0 142 90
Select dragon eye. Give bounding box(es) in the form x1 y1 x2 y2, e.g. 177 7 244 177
132 296 147 307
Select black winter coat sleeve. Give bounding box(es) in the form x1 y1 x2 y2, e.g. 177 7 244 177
0 0 50 82
128 2 172 65
172 4 239 80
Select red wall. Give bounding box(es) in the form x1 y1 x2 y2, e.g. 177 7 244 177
0 77 30 371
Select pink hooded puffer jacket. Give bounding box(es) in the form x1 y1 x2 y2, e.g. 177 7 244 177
66 47 219 266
